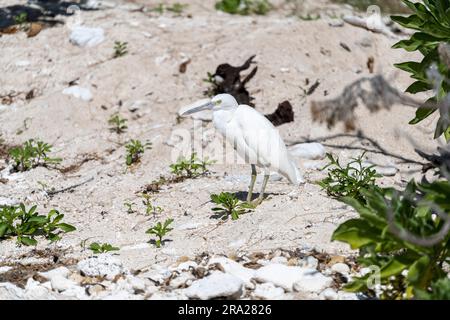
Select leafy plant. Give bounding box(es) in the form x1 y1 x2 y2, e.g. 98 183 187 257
215 0 272 15
14 12 28 25
318 153 382 202
9 139 62 172
125 139 151 166
113 41 128 58
0 204 76 246
167 3 189 14
203 72 220 97
392 0 450 140
108 114 128 134
151 3 188 15
170 153 214 178
124 201 136 214
210 192 253 220
416 277 450 300
298 13 321 21
146 218 174 248
332 179 450 299
88 242 120 254
141 193 163 216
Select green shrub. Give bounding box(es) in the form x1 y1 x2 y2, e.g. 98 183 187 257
170 153 214 178
215 0 272 15
108 114 128 134
211 192 253 220
125 139 151 166
318 153 382 202
146 218 174 248
141 193 163 216
9 139 62 172
332 179 449 299
392 0 450 140
151 3 188 15
0 204 76 246
113 41 128 58
89 242 120 254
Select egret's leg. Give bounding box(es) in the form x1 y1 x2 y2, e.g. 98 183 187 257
247 165 257 203
255 173 270 205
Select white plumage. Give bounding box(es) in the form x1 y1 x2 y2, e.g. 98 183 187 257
180 94 303 204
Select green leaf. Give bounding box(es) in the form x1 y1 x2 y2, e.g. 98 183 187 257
394 61 423 74
28 216 48 224
20 236 37 246
444 125 450 141
379 257 410 278
331 219 381 249
48 234 61 243
89 242 101 251
406 80 431 93
408 255 431 286
56 223 76 233
409 105 437 124
434 116 450 138
393 33 442 52
0 223 9 237
391 15 424 30
343 277 369 292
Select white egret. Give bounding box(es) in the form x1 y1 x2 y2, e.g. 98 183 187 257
179 94 303 205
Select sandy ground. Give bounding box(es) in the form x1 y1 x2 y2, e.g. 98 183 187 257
0 0 442 276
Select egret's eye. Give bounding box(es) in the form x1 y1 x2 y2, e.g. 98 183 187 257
214 99 222 106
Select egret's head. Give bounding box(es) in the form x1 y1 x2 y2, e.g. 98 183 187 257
179 94 238 116
211 94 238 111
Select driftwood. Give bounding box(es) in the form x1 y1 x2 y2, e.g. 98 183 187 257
207 55 258 107
265 101 295 126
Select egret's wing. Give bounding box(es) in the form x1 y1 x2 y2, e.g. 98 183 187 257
234 105 301 184
234 105 279 167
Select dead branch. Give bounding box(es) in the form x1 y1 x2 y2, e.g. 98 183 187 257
47 176 94 196
311 75 425 131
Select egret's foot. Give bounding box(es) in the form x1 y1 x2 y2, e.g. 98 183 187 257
242 201 258 209
250 198 264 207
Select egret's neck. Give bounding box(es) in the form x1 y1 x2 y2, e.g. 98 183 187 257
212 107 237 134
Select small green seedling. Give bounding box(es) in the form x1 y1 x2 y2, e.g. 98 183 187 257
124 202 136 214
215 0 272 15
108 114 128 134
151 3 188 15
166 3 189 14
146 218 174 248
9 139 62 172
170 153 214 178
203 72 219 97
152 3 165 14
141 193 163 216
113 41 128 58
211 192 252 220
14 12 28 25
299 13 321 21
0 204 76 246
318 152 381 201
88 242 120 254
125 139 151 166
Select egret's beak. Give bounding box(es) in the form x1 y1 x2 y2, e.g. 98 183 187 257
178 99 221 117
